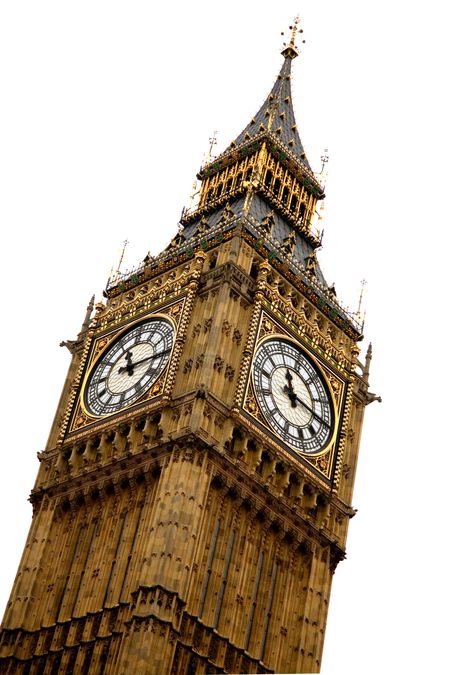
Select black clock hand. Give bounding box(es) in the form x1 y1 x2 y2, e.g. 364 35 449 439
283 369 298 407
118 351 134 376
118 348 170 375
293 394 331 429
128 348 171 369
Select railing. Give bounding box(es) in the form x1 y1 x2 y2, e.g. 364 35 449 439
105 218 237 293
105 213 363 335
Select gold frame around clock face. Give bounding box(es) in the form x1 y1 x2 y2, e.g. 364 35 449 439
252 335 336 455
82 316 175 417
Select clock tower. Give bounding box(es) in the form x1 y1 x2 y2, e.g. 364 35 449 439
0 23 377 675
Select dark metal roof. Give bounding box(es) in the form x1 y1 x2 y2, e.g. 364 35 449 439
232 52 311 171
179 198 327 285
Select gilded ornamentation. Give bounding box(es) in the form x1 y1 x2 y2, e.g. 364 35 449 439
328 376 341 401
244 385 265 424
150 380 163 397
254 281 354 372
259 317 277 338
218 202 234 225
333 377 355 492
196 215 209 235
58 330 94 443
280 230 296 255
73 409 90 430
260 210 276 235
92 336 113 361
308 452 331 475
168 302 182 320
94 301 106 315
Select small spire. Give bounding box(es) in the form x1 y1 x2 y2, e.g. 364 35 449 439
60 294 95 353
117 239 128 275
80 294 95 333
320 148 329 178
356 279 367 320
188 177 199 210
305 250 317 276
363 343 372 383
363 345 382 404
203 130 218 166
314 149 329 232
108 239 129 285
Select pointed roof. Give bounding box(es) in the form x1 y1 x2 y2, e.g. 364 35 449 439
197 30 323 198
232 49 311 170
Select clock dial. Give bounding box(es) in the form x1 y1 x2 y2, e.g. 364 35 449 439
84 318 174 416
252 338 334 455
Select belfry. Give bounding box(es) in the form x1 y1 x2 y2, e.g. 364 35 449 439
0 19 377 674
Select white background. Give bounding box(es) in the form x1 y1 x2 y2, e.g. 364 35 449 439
1 2 448 673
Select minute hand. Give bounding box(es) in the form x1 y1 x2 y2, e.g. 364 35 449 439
294 395 330 428
118 348 170 374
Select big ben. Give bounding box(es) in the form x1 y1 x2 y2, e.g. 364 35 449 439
0 18 377 675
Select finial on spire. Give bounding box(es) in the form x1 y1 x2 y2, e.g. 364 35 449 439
106 239 128 286
357 279 366 320
281 16 305 59
203 130 218 166
117 239 128 276
188 178 199 210
320 148 329 177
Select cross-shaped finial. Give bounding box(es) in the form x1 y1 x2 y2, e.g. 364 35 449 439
320 149 329 174
208 130 218 158
281 16 305 59
289 16 300 48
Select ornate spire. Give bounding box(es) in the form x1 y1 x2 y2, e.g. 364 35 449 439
229 17 311 171
363 342 372 383
183 17 324 252
80 294 95 333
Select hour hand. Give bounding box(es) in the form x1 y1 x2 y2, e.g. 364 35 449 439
118 351 134 375
283 369 297 407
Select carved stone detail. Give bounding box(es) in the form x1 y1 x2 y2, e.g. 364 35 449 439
232 328 242 345
222 320 232 336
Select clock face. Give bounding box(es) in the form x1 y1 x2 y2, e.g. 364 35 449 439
252 337 334 455
84 318 174 416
